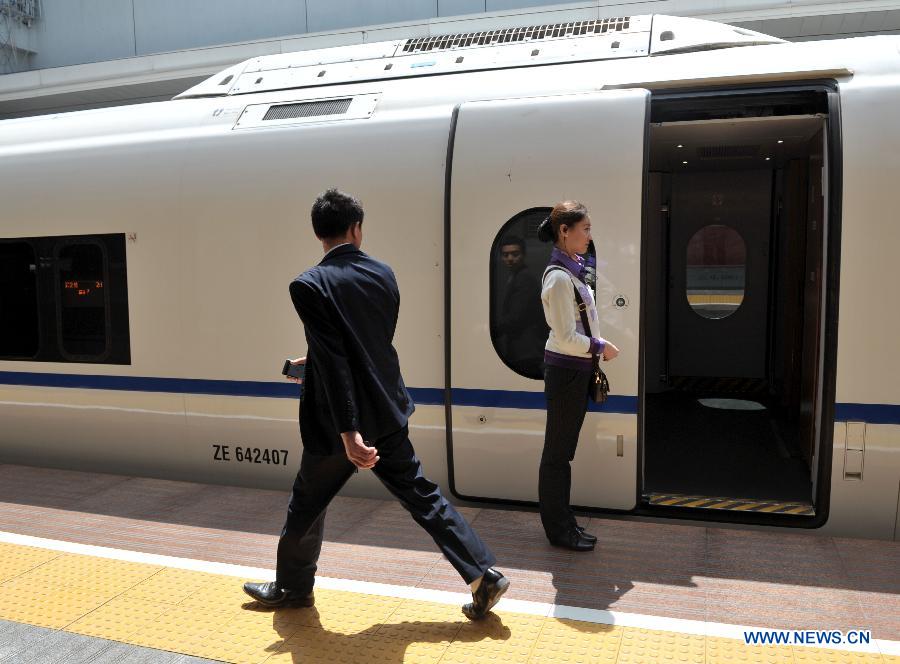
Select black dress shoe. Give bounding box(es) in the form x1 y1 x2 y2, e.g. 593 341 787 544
462 568 510 620
549 529 595 552
243 581 314 607
575 525 597 544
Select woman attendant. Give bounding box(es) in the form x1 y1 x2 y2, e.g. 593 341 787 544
538 201 619 551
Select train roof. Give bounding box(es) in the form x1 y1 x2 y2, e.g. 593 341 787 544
175 15 785 100
4 17 900 151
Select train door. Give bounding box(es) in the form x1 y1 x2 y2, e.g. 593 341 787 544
666 171 771 380
643 91 833 518
447 90 648 509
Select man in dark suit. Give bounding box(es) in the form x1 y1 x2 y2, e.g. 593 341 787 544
243 189 509 620
495 235 548 377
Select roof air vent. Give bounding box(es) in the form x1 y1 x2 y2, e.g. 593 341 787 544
401 17 631 54
234 93 378 130
262 98 353 122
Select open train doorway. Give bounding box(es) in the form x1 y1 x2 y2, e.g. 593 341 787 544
641 87 838 520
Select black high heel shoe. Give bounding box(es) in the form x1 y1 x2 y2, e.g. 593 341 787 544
576 524 598 544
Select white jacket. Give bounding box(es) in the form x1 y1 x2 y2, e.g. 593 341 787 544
541 267 602 358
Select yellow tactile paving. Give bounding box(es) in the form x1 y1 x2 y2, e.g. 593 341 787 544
442 611 546 663
531 620 624 663
0 583 107 629
122 566 216 604
0 541 893 664
0 542 58 582
268 627 372 663
617 627 707 664
67 596 171 641
377 599 466 643
707 635 794 663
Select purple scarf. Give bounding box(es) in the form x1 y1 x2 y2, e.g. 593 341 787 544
549 247 586 282
549 247 597 286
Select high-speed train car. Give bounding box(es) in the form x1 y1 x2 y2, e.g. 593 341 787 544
0 15 898 540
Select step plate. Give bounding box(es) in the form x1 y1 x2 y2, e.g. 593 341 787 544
646 492 815 516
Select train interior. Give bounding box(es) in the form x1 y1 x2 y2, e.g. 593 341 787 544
642 94 829 510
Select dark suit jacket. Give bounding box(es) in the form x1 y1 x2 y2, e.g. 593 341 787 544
290 244 414 455
497 265 548 363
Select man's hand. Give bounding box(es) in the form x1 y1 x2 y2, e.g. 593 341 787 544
341 431 379 470
602 342 620 362
286 356 306 384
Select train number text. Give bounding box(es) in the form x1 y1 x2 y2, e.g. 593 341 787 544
213 444 288 466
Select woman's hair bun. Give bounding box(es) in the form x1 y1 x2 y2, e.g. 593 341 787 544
537 216 555 243
539 200 588 243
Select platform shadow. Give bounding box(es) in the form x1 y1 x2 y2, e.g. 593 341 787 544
242 601 511 664
460 506 699 617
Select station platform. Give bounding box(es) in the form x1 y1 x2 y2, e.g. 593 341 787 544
0 463 897 663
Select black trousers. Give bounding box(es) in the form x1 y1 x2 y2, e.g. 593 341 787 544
276 426 496 590
539 365 591 540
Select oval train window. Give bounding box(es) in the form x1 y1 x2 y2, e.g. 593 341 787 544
490 209 553 379
685 224 746 320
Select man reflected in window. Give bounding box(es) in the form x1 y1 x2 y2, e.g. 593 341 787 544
496 235 548 377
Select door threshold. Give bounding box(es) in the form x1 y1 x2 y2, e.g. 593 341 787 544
644 492 814 516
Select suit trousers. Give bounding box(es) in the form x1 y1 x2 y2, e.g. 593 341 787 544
539 364 591 540
276 426 496 590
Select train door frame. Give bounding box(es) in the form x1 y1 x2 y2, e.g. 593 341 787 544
636 81 843 528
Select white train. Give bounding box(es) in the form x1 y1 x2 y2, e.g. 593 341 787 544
0 15 897 540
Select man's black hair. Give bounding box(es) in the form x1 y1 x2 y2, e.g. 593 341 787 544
500 235 526 254
311 189 364 239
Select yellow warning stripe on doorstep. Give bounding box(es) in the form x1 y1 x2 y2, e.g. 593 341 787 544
647 493 815 516
0 540 894 663
686 294 744 305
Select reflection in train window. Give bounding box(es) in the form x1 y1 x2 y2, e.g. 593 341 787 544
490 208 553 380
0 242 39 359
686 224 746 320
57 242 109 359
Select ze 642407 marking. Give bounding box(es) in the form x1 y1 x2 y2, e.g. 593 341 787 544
213 444 288 466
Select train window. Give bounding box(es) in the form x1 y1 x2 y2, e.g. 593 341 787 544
57 241 110 359
0 234 129 365
0 242 40 359
490 208 554 380
686 224 746 320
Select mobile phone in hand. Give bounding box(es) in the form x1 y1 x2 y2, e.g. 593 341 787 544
282 360 305 380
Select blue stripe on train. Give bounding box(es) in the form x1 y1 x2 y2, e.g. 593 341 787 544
0 371 897 423
449 388 637 413
0 371 297 398
833 402 900 425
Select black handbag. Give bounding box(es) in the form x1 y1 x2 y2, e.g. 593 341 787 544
572 285 610 404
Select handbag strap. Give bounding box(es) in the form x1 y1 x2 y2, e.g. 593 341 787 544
571 284 602 373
